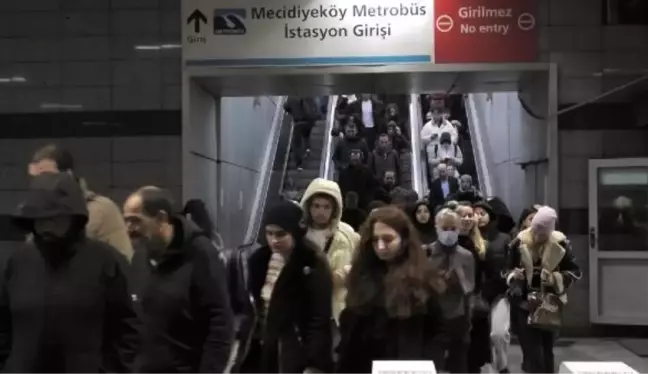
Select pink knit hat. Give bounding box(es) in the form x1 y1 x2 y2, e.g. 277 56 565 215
530 206 557 234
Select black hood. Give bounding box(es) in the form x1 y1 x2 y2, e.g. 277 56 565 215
484 196 515 233
12 172 89 231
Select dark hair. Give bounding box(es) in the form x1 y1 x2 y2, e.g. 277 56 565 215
137 186 175 219
346 206 443 318
368 200 387 211
345 191 359 209
31 144 74 172
183 199 214 239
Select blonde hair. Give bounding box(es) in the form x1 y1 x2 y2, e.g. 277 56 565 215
457 204 487 259
435 208 460 226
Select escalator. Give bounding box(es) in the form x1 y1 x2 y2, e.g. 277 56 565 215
414 94 480 194
323 95 421 197
244 96 336 244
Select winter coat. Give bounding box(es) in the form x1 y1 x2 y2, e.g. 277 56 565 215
336 300 445 373
368 149 400 182
480 225 511 304
506 229 581 306
0 172 139 373
236 243 333 373
131 216 234 373
300 179 358 322
420 119 458 149
332 137 370 170
337 163 378 209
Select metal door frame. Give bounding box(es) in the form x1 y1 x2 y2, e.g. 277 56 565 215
588 157 648 325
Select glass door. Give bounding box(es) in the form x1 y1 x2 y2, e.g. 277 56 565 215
589 158 648 325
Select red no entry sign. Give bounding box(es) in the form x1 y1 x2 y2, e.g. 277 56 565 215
434 0 538 63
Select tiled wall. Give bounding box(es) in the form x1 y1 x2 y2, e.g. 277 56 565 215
0 0 183 240
537 0 648 105
0 0 181 112
0 135 182 215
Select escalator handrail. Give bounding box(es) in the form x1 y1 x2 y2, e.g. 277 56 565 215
321 95 339 180
408 95 423 197
411 94 429 197
244 96 290 244
464 94 494 197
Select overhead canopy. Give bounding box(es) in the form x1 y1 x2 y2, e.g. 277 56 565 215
187 62 549 97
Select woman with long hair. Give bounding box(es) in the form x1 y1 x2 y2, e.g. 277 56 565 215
455 203 491 373
336 206 445 373
506 206 581 373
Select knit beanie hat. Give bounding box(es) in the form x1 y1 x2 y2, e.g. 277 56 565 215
530 206 557 235
263 201 307 239
473 200 495 220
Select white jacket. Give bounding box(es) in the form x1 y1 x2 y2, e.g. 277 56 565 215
420 119 458 149
428 142 464 168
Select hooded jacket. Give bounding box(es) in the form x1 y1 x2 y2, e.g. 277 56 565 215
300 178 359 322
130 216 234 373
1 172 139 373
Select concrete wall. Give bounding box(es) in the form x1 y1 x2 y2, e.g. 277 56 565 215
471 89 547 218
183 88 279 248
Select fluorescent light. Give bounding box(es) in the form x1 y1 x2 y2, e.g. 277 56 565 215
134 45 161 50
0 76 27 83
40 103 84 110
161 44 181 49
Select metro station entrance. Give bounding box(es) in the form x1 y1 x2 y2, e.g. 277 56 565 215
588 158 648 325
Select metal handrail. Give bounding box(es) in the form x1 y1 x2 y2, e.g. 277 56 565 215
410 94 429 197
321 95 338 180
408 95 422 196
465 94 494 197
244 96 288 244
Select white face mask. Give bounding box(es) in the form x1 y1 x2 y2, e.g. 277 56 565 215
437 230 459 247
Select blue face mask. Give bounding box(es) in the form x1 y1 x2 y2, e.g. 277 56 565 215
437 230 459 247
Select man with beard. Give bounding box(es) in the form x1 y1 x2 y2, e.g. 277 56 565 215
0 172 139 372
123 186 234 373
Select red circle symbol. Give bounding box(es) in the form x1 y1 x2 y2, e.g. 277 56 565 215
518 13 535 31
436 14 454 33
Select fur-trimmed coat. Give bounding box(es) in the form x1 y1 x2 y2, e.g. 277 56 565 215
505 229 582 305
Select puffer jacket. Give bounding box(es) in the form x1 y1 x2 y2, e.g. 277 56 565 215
300 178 358 323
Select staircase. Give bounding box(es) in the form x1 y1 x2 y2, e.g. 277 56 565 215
286 119 327 192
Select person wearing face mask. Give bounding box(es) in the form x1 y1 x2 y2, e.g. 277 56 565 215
0 172 139 373
410 200 437 247
506 206 581 373
369 134 401 183
448 175 483 204
124 187 234 373
332 123 370 172
236 201 333 373
428 208 475 373
337 206 445 372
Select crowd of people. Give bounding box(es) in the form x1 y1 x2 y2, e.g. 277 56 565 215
0 101 581 373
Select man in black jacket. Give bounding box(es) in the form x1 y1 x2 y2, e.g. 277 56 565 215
124 186 234 373
1 172 139 373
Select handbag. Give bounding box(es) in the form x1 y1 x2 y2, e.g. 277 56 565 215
526 284 563 331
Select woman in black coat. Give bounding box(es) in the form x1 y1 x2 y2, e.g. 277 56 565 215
235 202 333 373
409 200 437 248
337 206 445 373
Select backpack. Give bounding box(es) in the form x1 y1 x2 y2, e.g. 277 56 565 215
433 144 459 157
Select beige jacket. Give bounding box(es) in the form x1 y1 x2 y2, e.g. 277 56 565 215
300 178 358 323
80 179 134 262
